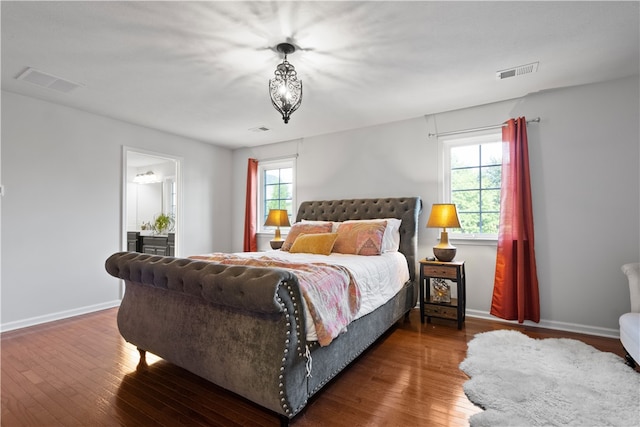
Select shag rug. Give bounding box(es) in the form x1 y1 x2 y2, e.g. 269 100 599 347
459 330 640 427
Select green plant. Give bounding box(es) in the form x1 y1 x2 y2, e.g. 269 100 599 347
153 213 174 234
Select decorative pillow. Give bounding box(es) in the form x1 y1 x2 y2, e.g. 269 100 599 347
281 222 333 251
289 233 339 255
339 218 402 252
333 221 387 256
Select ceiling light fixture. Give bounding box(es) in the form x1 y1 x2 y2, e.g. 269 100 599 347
269 43 302 124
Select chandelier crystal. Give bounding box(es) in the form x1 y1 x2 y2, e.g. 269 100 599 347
269 43 302 124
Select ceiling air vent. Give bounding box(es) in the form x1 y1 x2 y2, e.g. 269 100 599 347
496 62 539 80
16 67 83 93
249 126 270 132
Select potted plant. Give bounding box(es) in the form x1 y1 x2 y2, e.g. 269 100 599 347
152 213 174 235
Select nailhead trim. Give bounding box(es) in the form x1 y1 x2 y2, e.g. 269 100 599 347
276 281 304 417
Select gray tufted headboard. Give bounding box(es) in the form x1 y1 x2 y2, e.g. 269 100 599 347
295 197 422 282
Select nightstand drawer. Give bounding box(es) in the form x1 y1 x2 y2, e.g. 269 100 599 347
425 304 458 320
422 265 458 279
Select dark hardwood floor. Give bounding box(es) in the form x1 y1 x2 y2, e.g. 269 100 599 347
1 308 626 427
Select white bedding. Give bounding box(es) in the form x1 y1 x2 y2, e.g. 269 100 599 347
236 251 410 341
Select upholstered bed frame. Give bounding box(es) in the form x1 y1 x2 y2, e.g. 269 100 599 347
105 197 422 424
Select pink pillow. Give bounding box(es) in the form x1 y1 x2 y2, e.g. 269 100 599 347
333 221 387 256
281 222 333 251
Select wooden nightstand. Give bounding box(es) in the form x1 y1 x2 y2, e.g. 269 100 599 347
419 259 466 329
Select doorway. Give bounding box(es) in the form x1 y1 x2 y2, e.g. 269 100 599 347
122 147 182 257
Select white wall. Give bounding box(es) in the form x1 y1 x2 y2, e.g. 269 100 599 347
232 75 639 336
1 91 233 330
3 76 636 335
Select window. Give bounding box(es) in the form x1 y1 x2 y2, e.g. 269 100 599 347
442 132 502 239
258 159 295 233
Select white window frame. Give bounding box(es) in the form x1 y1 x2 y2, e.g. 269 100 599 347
439 130 503 241
257 158 296 234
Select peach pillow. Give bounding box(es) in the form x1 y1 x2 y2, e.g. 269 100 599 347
340 218 402 252
281 222 333 251
333 221 387 256
289 233 339 255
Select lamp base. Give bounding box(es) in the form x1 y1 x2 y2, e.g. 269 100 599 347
270 240 284 250
433 247 456 262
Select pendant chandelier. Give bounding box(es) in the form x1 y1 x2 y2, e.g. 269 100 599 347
269 43 302 124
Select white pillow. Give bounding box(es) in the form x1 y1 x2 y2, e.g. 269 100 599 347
382 218 402 252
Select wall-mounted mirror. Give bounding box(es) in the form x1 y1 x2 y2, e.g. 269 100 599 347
122 147 181 259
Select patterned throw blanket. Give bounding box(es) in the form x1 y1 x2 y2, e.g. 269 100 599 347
189 254 361 346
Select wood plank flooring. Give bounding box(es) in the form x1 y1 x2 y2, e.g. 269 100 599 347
1 308 626 426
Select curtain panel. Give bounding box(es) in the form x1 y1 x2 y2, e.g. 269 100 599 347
490 117 540 323
243 158 258 252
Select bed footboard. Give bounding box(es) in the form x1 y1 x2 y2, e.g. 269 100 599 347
106 251 310 418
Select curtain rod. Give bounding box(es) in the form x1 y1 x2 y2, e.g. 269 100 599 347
257 153 299 162
428 117 540 138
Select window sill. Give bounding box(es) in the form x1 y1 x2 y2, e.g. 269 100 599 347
257 231 289 237
449 236 498 246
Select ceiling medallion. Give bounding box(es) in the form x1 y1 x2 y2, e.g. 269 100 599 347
269 43 302 124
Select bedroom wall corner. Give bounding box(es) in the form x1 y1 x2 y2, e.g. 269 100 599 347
230 140 300 253
1 91 233 330
509 75 640 332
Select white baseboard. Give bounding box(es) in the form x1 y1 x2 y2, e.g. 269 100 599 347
466 309 620 339
1 300 121 333
2 302 620 339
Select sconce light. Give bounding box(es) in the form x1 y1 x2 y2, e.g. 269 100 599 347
264 209 291 249
426 203 461 262
133 171 162 184
269 43 302 124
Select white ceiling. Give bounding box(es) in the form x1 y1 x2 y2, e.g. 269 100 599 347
2 1 638 149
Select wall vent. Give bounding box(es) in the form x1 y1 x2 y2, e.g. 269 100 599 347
496 62 539 80
16 67 83 93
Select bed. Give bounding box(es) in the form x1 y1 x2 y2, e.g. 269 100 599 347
105 197 421 424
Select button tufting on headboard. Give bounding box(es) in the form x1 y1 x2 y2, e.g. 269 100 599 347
295 197 422 281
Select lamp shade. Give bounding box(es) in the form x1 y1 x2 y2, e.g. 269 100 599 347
264 209 291 227
426 204 460 262
426 204 461 229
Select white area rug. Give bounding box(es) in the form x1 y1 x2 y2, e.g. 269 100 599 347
459 330 640 426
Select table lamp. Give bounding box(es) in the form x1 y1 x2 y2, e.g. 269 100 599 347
264 209 291 249
426 203 461 262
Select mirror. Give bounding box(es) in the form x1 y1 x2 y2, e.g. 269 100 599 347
122 147 181 258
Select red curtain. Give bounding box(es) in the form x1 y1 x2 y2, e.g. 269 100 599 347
243 158 258 252
490 117 540 323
